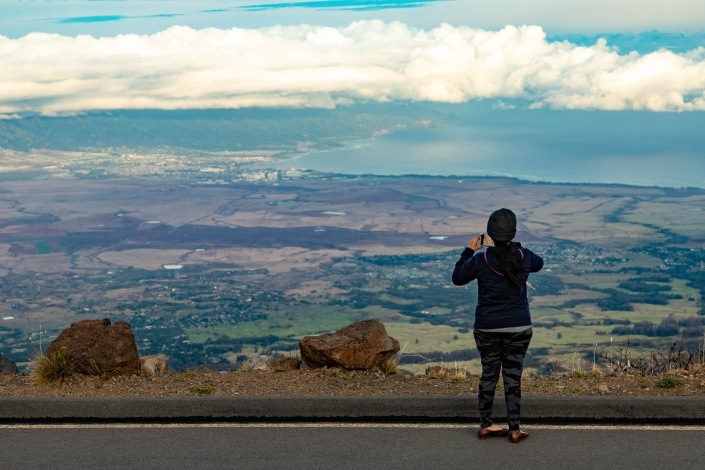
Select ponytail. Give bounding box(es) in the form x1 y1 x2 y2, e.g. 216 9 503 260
495 242 525 288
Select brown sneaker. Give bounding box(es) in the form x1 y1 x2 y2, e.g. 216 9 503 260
478 427 509 439
508 430 529 443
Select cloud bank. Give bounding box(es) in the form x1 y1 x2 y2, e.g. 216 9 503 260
2 21 705 116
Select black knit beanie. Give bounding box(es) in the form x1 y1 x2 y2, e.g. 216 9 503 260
487 208 517 242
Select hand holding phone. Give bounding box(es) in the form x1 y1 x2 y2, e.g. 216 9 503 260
468 233 486 251
480 233 493 247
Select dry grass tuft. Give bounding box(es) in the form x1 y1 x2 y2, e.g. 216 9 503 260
450 373 468 383
379 358 399 375
30 350 75 385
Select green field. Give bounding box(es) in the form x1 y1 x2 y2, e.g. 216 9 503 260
185 241 704 375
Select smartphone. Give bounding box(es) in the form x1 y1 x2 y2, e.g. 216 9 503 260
480 234 493 247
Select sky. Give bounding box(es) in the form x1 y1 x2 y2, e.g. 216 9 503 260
1 0 705 117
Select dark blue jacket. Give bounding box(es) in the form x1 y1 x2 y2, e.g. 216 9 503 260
452 244 543 330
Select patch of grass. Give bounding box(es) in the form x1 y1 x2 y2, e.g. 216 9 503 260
572 371 587 379
191 384 216 395
451 374 468 383
570 387 584 394
656 377 680 388
174 370 197 382
30 350 75 385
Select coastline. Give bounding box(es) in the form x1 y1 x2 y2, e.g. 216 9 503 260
249 153 705 192
253 140 705 191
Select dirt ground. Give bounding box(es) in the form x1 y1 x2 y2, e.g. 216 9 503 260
2 366 704 398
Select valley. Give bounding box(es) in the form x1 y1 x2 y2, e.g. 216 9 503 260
1 169 703 373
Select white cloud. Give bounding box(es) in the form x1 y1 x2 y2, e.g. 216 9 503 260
1 21 705 116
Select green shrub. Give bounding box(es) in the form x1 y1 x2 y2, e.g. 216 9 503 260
656 377 680 388
191 384 216 395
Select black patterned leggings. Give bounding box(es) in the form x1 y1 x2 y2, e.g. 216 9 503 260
473 328 533 431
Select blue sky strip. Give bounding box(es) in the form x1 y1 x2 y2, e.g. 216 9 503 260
242 0 437 12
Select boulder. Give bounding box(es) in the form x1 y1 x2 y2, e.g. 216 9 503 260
46 318 140 377
140 354 169 377
299 319 400 370
0 352 19 374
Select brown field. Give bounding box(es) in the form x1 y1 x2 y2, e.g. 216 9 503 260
2 177 702 264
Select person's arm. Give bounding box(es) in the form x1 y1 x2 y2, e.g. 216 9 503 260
452 234 483 285
529 251 544 273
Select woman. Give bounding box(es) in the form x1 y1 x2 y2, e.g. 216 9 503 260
452 208 543 443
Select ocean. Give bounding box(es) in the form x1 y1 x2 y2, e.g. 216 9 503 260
266 104 705 189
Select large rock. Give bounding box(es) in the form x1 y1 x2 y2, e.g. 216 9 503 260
0 352 19 374
46 319 140 377
299 319 400 370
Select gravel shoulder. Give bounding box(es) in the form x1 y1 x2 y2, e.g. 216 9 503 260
2 367 704 398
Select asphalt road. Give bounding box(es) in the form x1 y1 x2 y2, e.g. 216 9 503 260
2 423 703 470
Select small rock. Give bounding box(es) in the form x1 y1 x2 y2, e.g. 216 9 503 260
0 352 19 375
598 384 610 393
140 354 169 377
268 357 302 372
249 355 270 370
425 366 447 378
